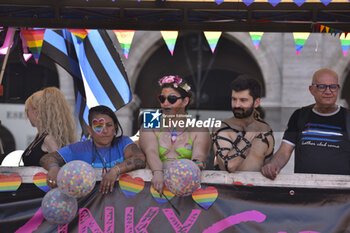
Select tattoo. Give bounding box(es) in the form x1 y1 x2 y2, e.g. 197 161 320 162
133 158 145 169
126 161 132 166
39 151 65 169
130 144 141 154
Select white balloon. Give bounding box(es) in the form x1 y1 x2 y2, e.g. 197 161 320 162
1 150 24 166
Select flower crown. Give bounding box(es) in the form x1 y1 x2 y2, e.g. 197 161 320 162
158 75 191 92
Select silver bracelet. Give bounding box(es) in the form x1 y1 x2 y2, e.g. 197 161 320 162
113 165 121 180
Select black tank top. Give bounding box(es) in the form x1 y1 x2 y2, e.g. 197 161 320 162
22 133 48 166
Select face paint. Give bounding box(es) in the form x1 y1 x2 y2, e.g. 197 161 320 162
92 118 105 134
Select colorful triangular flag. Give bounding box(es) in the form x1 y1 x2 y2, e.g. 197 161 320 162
268 0 281 7
242 0 254 6
203 31 222 53
340 33 350 56
161 31 178 56
249 32 264 50
113 30 135 59
21 29 46 63
215 0 224 4
320 0 332 6
68 29 90 42
293 32 310 56
293 0 306 6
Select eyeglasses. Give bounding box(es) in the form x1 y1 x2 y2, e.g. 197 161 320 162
311 84 340 92
158 95 182 104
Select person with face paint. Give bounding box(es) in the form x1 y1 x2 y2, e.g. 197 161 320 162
40 105 146 194
212 75 275 173
21 87 77 166
139 75 210 194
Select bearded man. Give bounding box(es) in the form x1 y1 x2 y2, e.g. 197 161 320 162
212 75 275 172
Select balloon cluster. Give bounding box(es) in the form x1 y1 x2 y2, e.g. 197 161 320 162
42 161 96 225
164 159 201 197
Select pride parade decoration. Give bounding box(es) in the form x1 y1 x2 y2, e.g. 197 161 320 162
192 186 218 210
249 32 264 50
340 33 350 56
92 118 105 134
150 186 175 206
113 30 135 59
68 29 90 42
21 29 45 63
33 172 49 193
41 188 78 225
164 159 201 197
161 31 178 56
0 173 21 192
119 174 145 198
57 161 96 198
293 32 310 55
204 31 222 53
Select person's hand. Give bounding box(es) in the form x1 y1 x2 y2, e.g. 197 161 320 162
47 166 60 189
261 162 281 180
152 170 164 194
100 168 118 194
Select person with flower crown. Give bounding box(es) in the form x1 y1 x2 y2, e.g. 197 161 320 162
139 75 210 194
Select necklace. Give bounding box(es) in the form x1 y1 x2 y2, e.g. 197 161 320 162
165 127 187 144
92 141 111 173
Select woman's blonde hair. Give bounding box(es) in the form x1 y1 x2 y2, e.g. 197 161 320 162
26 87 77 148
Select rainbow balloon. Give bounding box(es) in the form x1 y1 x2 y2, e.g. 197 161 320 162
0 173 21 192
33 172 50 193
150 186 175 206
293 32 310 56
204 31 222 53
21 29 45 63
113 30 135 59
161 31 178 56
119 174 145 198
192 186 218 210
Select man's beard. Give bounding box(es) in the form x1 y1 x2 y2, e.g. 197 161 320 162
232 103 255 119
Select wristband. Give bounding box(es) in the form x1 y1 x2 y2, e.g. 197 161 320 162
152 169 163 174
192 159 206 170
112 165 121 179
48 163 59 169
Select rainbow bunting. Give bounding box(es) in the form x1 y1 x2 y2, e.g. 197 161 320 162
204 31 222 53
293 32 310 56
68 29 90 42
113 30 135 59
242 0 254 6
293 0 306 6
161 31 178 56
249 32 264 50
33 172 50 193
268 0 281 7
320 0 332 6
119 174 145 198
192 186 218 210
21 29 46 63
0 174 21 192
340 33 350 56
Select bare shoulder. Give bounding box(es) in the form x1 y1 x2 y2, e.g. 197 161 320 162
254 120 272 132
43 134 59 152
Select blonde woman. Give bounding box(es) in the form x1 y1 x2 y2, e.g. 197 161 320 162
21 87 77 166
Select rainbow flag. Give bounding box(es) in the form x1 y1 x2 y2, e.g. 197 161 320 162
249 32 264 50
119 174 144 198
113 30 135 59
293 32 310 56
0 174 21 192
161 31 178 56
68 29 90 42
21 29 46 63
192 186 218 210
204 31 222 53
340 33 350 56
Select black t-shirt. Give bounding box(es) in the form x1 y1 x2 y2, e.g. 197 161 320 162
283 106 350 175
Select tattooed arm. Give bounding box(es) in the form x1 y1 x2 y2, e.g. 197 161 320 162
40 152 66 189
100 143 146 194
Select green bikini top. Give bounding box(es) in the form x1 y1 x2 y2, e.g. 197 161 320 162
157 128 193 162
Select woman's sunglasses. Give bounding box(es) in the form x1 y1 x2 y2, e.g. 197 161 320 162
158 95 182 104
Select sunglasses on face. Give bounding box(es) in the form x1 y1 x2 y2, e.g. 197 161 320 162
311 84 340 92
158 95 182 104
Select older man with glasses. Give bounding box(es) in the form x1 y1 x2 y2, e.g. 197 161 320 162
262 68 350 179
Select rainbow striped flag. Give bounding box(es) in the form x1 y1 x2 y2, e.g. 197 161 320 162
161 31 178 56
113 30 135 59
21 29 46 63
204 31 222 53
68 29 90 42
340 33 350 56
249 32 264 50
293 32 310 55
